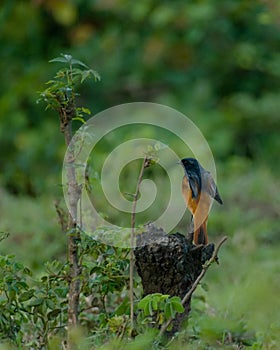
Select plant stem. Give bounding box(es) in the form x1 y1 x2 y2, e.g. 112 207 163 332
130 156 148 330
58 101 81 332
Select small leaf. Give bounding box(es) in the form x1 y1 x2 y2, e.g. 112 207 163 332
46 299 56 310
63 54 72 62
90 69 101 81
50 55 69 64
80 107 91 115
19 290 34 302
167 322 173 331
148 301 154 316
23 267 32 276
29 298 44 307
71 58 89 68
164 302 172 319
171 300 184 313
72 116 85 124
41 275 48 282
170 303 176 319
81 69 101 83
82 107 91 114
47 309 61 320
152 299 158 311
54 287 68 298
158 312 164 325
138 297 148 310
144 301 151 316
115 297 129 316
0 232 9 242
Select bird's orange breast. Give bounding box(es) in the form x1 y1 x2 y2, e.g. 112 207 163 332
182 175 200 215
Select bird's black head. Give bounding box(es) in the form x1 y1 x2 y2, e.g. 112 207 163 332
180 158 202 198
180 158 200 174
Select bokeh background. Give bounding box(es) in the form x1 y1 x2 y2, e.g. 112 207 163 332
1 0 280 346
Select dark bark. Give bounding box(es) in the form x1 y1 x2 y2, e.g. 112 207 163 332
134 223 214 335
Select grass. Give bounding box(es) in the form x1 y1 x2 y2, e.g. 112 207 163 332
0 189 65 272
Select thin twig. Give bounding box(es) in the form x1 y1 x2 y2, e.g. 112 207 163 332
129 155 148 331
158 236 228 337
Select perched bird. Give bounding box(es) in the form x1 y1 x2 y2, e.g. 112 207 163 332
180 158 223 245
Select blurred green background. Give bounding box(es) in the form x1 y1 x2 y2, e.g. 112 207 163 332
0 0 280 346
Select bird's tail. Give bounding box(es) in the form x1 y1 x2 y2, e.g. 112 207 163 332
193 219 208 245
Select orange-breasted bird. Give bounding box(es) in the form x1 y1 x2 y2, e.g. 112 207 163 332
180 158 223 245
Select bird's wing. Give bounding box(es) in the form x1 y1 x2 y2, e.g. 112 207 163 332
203 171 223 204
188 173 200 199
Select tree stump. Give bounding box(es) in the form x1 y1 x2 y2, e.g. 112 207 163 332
134 223 215 335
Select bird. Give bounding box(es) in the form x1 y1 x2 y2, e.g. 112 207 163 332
180 158 223 245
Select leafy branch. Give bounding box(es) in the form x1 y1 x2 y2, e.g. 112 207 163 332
39 53 100 347
38 53 100 116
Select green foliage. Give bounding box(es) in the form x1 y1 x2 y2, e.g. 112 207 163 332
0 254 32 344
0 230 131 348
137 293 184 331
39 53 100 112
0 250 68 348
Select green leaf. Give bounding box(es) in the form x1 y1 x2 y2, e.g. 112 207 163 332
0 232 9 242
91 69 101 81
46 299 56 310
71 58 89 68
19 290 34 302
49 57 68 64
72 116 85 124
29 298 44 307
81 69 101 83
152 298 158 311
143 301 150 316
148 300 154 316
164 302 172 320
41 276 48 282
171 300 184 313
50 54 92 74
47 309 61 320
76 107 91 115
167 322 173 331
170 304 176 319
81 107 91 114
8 290 16 301
169 296 184 313
115 297 129 316
157 312 164 325
50 55 70 64
23 267 32 276
138 295 150 309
